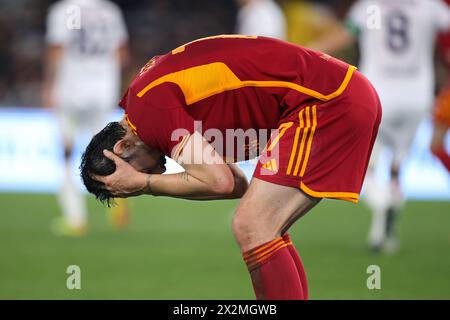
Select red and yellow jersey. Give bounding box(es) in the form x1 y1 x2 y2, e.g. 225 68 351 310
119 35 356 159
438 0 450 63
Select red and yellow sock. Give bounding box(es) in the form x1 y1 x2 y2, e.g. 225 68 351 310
243 237 305 300
432 148 450 172
282 233 308 300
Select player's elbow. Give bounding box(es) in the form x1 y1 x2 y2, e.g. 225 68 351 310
208 168 235 196
210 175 235 196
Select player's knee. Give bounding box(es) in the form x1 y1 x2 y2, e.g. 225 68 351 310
390 166 400 179
64 146 73 160
208 168 235 196
211 177 235 195
232 209 263 250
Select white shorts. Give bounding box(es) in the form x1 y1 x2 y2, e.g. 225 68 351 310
54 75 119 146
56 106 113 147
372 108 424 167
55 92 116 147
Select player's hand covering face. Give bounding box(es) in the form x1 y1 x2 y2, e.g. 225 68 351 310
93 149 151 198
92 121 167 198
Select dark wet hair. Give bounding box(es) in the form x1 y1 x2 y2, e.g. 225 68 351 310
79 122 126 206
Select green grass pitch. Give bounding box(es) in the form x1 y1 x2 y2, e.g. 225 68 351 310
0 193 449 299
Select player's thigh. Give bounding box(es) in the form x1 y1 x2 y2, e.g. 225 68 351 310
392 112 422 166
378 111 419 166
71 84 117 135
233 177 320 251
55 108 77 150
367 137 384 169
80 104 114 135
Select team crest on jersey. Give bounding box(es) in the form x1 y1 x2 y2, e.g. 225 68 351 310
139 57 157 75
319 53 332 61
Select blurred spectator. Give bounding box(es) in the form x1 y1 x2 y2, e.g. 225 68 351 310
235 0 286 39
281 0 341 46
0 0 238 107
0 0 50 106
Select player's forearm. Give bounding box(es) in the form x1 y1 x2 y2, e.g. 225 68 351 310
117 43 131 71
43 46 63 87
144 169 237 200
163 166 248 200
180 176 248 200
42 46 63 108
43 62 55 89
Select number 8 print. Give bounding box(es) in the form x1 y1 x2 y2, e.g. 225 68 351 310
386 11 410 53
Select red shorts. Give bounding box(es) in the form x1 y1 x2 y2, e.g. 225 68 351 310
253 70 382 203
434 83 450 127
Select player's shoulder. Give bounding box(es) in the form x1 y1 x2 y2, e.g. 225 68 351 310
125 55 188 107
347 0 378 19
425 0 449 8
415 0 450 20
350 0 376 8
256 0 283 12
127 56 168 92
47 0 70 16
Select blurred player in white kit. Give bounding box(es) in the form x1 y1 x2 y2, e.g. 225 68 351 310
311 0 450 252
43 0 130 235
235 0 286 39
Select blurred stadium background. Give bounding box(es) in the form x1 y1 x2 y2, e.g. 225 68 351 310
0 0 449 299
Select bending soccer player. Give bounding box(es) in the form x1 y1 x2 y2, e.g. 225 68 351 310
80 36 381 300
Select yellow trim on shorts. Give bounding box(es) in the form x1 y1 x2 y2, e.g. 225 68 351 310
300 182 359 203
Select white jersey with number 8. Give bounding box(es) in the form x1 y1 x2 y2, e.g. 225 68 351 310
348 0 450 115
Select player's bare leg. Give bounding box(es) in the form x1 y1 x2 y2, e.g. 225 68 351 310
53 143 88 236
365 171 388 251
431 122 450 172
366 160 403 253
383 164 403 253
364 142 391 251
232 178 320 300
